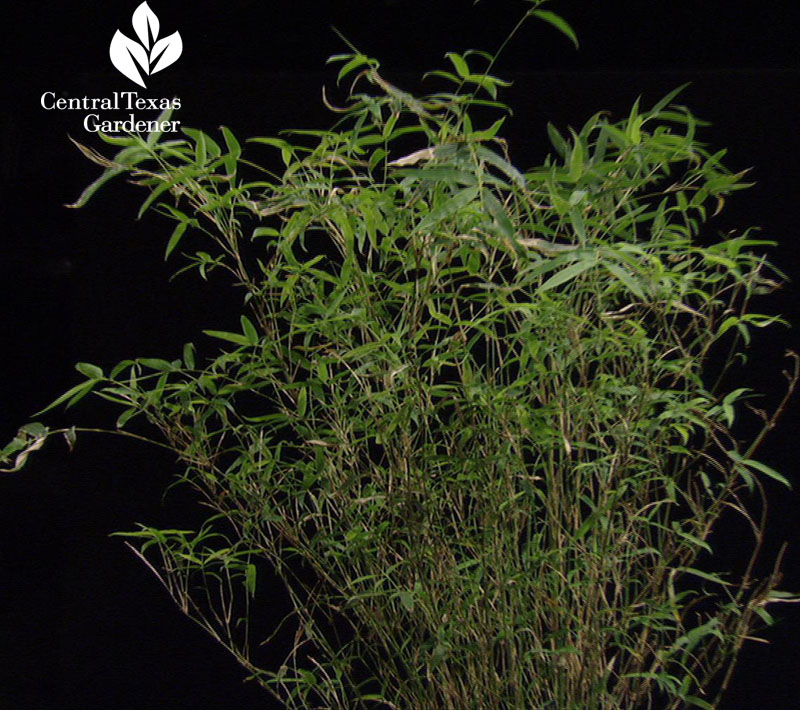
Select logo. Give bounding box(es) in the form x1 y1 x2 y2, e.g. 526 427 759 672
110 2 182 88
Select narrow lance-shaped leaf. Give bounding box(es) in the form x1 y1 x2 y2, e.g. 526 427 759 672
240 315 259 345
547 122 568 157
146 105 175 147
538 255 598 292
34 379 99 416
203 329 252 346
220 125 241 175
109 31 148 87
296 387 308 418
150 32 183 74
416 186 479 234
182 342 196 369
472 116 507 142
445 52 470 78
567 129 584 182
66 141 150 208
75 362 104 379
529 9 579 49
737 456 791 488
245 564 257 597
603 260 646 300
132 1 159 48
165 221 188 259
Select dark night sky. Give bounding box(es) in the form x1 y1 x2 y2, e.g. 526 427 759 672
2 2 799 708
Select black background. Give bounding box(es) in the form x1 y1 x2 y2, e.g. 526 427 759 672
2 1 798 708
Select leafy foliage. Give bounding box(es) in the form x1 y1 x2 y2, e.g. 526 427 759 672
4 3 798 708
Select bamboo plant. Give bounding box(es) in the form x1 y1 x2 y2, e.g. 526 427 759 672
4 2 797 708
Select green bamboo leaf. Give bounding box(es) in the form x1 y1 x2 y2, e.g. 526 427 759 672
137 178 175 220
96 132 138 147
382 111 400 140
397 590 415 612
671 522 712 554
466 74 508 99
146 106 174 147
34 379 98 416
567 130 584 182
676 567 733 587
627 97 643 144
601 123 631 149
182 342 196 370
472 116 507 142
330 53 373 83
66 163 126 209
529 9 579 49
538 256 597 292
445 52 470 79
416 186 479 233
63 426 77 451
249 136 296 166
297 387 308 418
220 125 241 160
766 590 800 601
116 407 139 429
482 190 516 240
603 261 646 300
422 69 462 86
426 301 453 325
547 122 568 157
650 83 692 116
19 422 48 438
390 167 477 186
203 329 251 346
245 563 257 597
220 125 241 175
740 458 792 488
475 145 525 187
138 358 176 372
183 127 221 162
75 362 104 379
240 315 259 345
165 221 188 260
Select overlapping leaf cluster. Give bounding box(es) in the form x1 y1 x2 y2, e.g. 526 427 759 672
4 6 797 708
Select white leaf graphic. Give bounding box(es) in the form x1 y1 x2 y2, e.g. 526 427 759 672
109 2 181 86
109 30 149 88
132 1 159 49
150 31 183 74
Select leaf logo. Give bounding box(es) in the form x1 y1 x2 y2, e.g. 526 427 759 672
109 2 182 88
